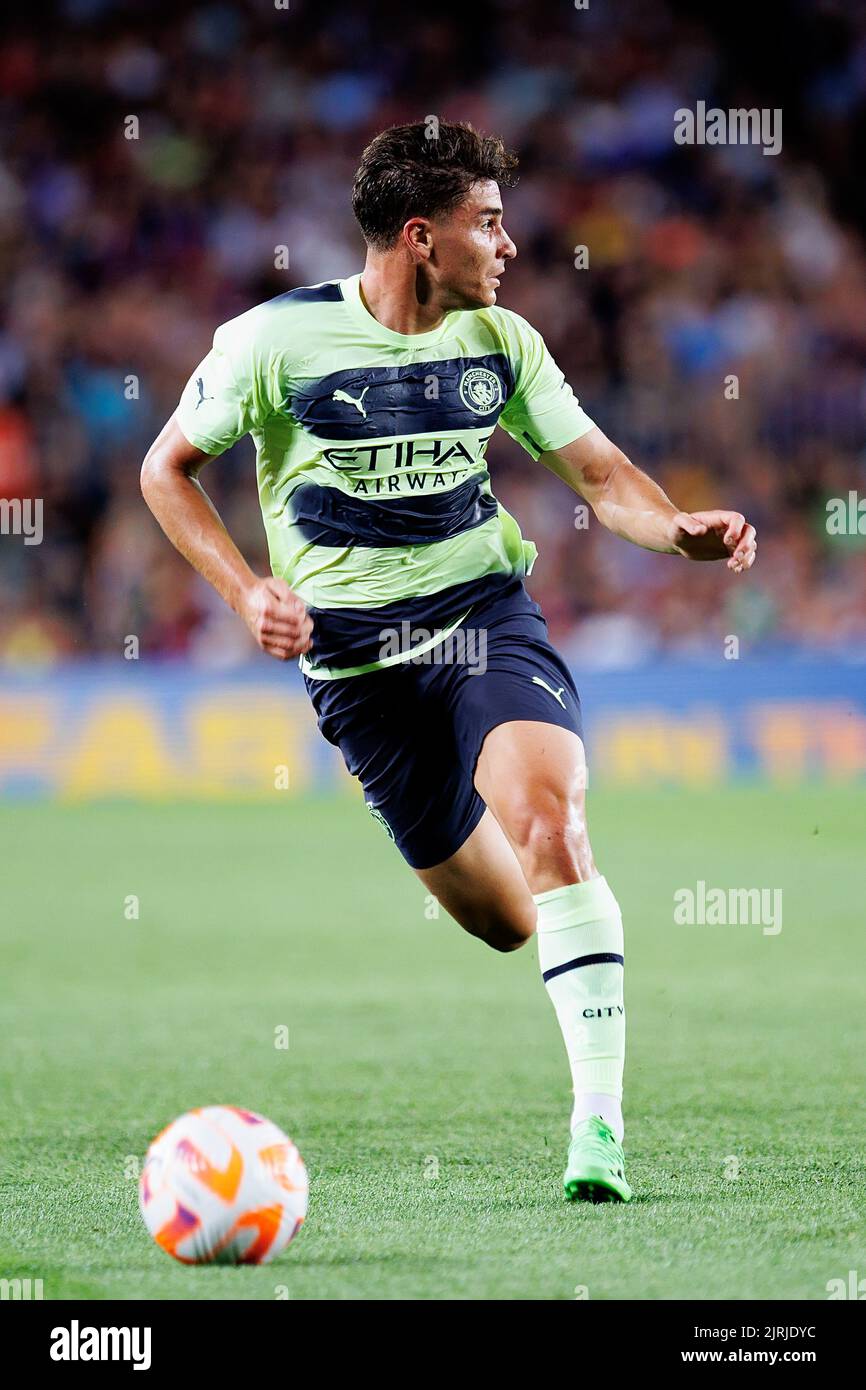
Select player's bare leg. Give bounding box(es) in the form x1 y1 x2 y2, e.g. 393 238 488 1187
417 719 631 1202
414 809 537 951
474 721 595 892
416 722 594 929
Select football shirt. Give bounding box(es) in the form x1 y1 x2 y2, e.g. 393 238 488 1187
175 274 594 678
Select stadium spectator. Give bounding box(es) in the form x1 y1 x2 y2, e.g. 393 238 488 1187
1 0 865 666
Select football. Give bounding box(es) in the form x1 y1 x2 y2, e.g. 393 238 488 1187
139 1106 308 1265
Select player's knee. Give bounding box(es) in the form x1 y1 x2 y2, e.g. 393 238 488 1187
513 789 581 854
488 923 533 953
507 788 591 880
475 903 536 953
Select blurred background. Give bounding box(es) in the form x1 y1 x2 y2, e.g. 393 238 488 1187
5 4 866 1307
1 0 865 795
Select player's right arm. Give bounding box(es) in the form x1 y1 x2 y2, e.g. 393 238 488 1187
140 416 312 661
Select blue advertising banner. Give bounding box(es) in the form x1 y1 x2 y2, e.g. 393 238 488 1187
1 653 864 799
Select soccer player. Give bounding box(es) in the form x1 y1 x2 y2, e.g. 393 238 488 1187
141 122 756 1203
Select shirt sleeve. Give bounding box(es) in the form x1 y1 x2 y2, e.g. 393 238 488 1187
175 317 267 456
498 313 595 460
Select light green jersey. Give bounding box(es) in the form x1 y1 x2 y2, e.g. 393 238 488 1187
175 273 594 678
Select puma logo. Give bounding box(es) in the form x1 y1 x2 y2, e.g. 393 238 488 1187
332 386 371 417
532 676 567 709
194 377 213 410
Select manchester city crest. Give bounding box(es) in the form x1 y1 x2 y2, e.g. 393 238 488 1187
459 367 503 415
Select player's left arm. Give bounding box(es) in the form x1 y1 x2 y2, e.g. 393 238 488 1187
540 426 757 572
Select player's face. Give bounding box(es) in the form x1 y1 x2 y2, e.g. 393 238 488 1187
430 180 517 309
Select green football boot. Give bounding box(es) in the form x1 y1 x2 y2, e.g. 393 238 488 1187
563 1114 633 1203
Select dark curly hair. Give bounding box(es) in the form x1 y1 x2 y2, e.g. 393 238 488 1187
352 119 519 250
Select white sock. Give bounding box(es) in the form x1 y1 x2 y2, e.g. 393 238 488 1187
534 876 626 1144
572 1092 624 1139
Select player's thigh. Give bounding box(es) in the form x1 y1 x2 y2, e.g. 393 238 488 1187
443 603 595 890
414 807 537 952
307 662 533 939
474 719 596 889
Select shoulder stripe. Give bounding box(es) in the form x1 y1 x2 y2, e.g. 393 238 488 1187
266 282 344 306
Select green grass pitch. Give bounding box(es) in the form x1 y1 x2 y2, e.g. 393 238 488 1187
1 786 864 1301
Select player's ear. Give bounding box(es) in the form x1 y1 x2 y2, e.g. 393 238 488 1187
403 217 433 260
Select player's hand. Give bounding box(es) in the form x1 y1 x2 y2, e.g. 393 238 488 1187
668 510 757 572
241 576 313 660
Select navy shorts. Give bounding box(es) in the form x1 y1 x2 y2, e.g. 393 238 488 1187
303 578 583 870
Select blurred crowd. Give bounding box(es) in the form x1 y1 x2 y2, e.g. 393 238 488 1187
2 0 866 669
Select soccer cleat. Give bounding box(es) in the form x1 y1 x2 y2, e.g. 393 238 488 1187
563 1114 633 1203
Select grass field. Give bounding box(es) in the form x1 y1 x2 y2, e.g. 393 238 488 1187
1 786 864 1301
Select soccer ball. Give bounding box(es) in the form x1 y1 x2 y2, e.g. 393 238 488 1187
139 1105 308 1264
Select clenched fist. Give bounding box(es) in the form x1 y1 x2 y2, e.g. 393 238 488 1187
241 576 313 660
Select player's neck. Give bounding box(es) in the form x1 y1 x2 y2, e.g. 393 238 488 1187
359 257 450 336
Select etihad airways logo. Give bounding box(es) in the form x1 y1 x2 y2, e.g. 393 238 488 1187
322 436 489 474
321 435 492 494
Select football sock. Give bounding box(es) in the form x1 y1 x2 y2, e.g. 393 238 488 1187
572 1092 624 1138
534 876 626 1143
